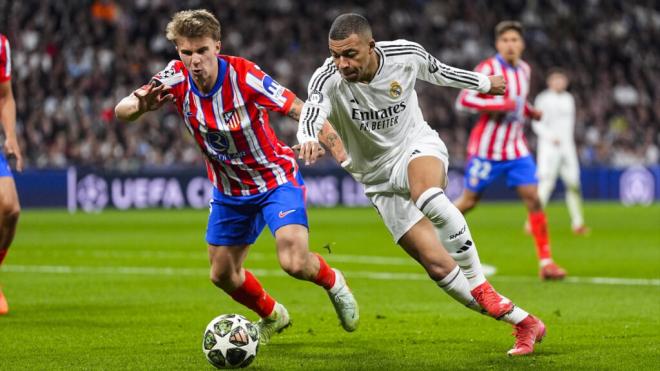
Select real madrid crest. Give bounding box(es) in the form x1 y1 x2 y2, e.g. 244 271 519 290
389 81 402 98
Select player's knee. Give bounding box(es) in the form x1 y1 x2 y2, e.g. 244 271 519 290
279 253 307 279
209 266 241 291
0 202 20 226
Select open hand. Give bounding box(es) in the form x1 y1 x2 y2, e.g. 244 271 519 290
4 137 23 172
133 83 173 113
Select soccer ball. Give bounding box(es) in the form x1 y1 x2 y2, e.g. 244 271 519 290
202 314 260 369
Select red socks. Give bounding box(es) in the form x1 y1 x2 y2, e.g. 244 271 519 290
229 255 336 318
528 211 552 261
230 270 276 318
0 249 7 266
313 253 336 290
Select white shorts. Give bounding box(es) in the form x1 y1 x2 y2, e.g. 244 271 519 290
363 126 449 242
537 144 580 187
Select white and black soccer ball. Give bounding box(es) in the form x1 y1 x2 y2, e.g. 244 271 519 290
202 314 259 369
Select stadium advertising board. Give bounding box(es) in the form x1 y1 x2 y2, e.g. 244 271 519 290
12 166 660 210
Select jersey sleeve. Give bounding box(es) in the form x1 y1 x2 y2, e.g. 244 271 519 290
243 61 296 115
402 41 490 93
148 60 187 109
297 60 335 143
455 60 516 113
0 35 11 83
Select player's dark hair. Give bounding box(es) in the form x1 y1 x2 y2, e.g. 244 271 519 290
329 13 372 40
495 20 524 39
166 9 221 44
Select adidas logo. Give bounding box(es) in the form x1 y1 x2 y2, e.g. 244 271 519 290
456 239 473 254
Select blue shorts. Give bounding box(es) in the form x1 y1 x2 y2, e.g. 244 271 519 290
0 153 12 178
464 156 538 193
206 173 308 246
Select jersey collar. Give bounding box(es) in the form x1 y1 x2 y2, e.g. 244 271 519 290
495 53 519 70
374 46 385 79
189 56 227 98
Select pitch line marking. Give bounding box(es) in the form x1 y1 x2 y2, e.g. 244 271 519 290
3 264 658 287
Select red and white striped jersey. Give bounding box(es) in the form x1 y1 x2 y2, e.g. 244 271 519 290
456 54 535 161
152 55 298 196
0 34 11 82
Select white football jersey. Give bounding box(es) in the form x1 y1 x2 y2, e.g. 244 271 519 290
298 39 491 185
532 89 576 149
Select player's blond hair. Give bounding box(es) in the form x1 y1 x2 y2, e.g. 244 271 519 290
166 9 221 44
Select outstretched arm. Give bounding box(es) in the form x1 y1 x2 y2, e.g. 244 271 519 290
0 80 22 171
288 97 347 164
115 82 173 122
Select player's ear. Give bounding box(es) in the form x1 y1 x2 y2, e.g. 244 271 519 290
215 40 221 53
368 39 376 53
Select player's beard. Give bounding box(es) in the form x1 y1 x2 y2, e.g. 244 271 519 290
341 68 359 82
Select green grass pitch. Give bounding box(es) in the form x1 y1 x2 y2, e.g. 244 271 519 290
1 202 658 370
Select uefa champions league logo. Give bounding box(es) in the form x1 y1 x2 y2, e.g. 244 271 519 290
620 166 655 206
76 174 109 212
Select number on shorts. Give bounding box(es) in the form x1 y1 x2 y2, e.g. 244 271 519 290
469 159 492 180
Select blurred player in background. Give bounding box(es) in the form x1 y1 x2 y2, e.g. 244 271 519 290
455 21 567 280
531 69 588 235
114 9 358 343
297 13 546 356
0 33 23 316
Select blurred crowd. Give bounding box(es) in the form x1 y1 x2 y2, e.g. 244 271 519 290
1 0 658 171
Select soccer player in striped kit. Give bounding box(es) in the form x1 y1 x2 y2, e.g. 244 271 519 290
0 33 23 316
298 14 546 356
454 21 567 280
115 9 358 343
532 69 588 235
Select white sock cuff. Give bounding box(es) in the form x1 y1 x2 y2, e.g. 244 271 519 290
436 265 461 288
415 187 445 213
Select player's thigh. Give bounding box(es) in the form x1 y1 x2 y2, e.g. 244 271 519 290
407 156 448 202
208 244 250 272
559 150 581 189
369 191 424 244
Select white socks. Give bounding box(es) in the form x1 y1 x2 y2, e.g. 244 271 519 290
415 187 486 289
436 265 482 313
501 305 529 325
566 185 585 228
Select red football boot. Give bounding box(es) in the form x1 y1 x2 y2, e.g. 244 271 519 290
508 315 546 356
540 262 567 281
470 281 514 319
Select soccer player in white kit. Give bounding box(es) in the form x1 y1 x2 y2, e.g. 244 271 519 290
297 13 546 356
532 70 588 234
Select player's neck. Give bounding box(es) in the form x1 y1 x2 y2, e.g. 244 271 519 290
360 52 380 83
505 57 519 66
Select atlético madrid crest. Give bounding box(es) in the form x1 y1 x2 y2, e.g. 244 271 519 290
389 81 402 98
223 109 241 130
